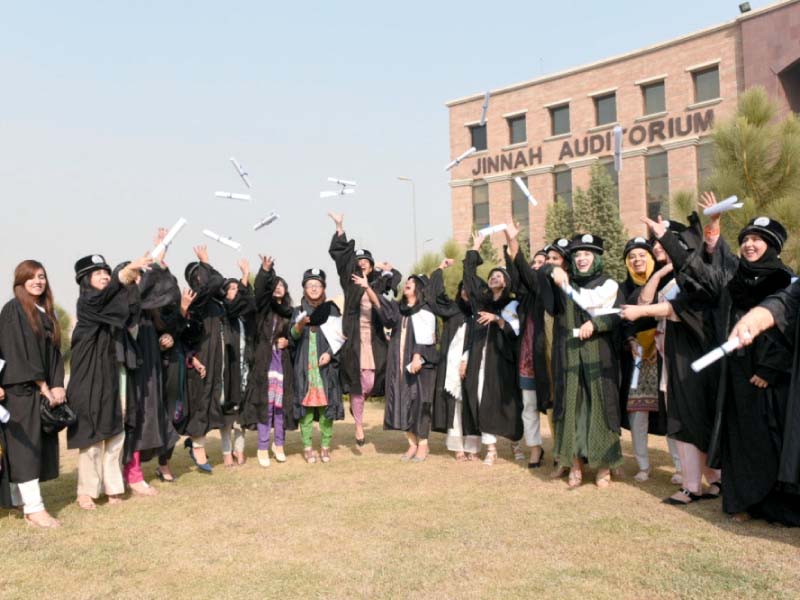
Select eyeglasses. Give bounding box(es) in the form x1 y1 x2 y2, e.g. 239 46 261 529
305 282 324 290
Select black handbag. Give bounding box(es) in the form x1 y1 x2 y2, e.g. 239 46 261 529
40 397 77 434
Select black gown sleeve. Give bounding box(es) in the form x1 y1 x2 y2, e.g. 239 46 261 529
329 232 356 289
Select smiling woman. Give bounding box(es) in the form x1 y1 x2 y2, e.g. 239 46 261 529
0 260 66 528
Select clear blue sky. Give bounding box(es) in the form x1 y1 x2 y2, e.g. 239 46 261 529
0 0 770 313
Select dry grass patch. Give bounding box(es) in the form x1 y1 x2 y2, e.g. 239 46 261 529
2 404 799 599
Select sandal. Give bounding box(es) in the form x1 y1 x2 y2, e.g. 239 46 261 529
76 495 96 511
483 448 498 466
304 448 317 464
595 468 611 489
511 442 525 461
663 488 703 505
454 452 467 462
400 445 418 462
320 448 331 464
702 480 722 499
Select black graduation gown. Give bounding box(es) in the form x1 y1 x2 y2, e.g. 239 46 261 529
380 297 438 436
674 245 799 521
129 265 182 462
183 263 226 438
762 282 800 494
240 267 296 431
0 300 63 495
289 299 345 423
221 284 256 416
160 304 199 437
462 250 523 442
428 269 471 435
657 232 725 451
505 247 554 412
67 275 132 449
329 232 401 397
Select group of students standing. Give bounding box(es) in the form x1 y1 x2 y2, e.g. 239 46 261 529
1 199 799 529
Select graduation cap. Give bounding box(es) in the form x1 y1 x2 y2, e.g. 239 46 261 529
479 90 490 126
320 177 357 199
230 157 252 188
74 254 111 283
623 236 653 259
215 191 252 202
445 147 477 172
544 238 571 261
569 233 604 255
302 268 327 287
202 229 242 252
354 248 374 266
738 216 788 252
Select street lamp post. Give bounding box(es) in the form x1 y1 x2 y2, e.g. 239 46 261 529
397 176 417 264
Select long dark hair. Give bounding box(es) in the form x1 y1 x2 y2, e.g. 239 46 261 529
13 260 61 345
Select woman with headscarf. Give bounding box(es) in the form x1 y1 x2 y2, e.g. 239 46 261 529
378 270 438 462
290 268 345 464
548 234 623 488
67 252 152 510
182 245 227 473
328 212 401 446
0 260 66 527
462 233 523 466
652 203 797 523
241 255 295 467
429 259 479 461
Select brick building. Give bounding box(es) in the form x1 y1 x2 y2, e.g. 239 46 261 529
446 0 800 252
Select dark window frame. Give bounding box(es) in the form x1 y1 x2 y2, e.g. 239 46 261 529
594 93 617 126
507 114 527 145
553 169 573 208
645 152 670 219
642 80 666 115
549 104 570 136
693 66 720 103
472 180 490 230
469 124 487 151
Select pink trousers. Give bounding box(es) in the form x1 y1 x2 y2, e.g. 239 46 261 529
350 369 375 426
123 451 144 485
673 439 720 494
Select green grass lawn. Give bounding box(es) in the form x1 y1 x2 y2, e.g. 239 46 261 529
2 403 799 599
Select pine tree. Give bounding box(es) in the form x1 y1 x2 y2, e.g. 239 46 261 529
55 304 72 368
581 164 628 281
544 197 574 242
707 86 800 269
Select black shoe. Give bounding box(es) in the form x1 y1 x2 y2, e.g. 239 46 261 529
356 437 366 447
528 448 544 469
155 468 175 483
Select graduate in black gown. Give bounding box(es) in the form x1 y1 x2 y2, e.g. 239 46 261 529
328 211 401 446
503 224 555 468
731 279 800 525
289 269 345 464
218 259 256 467
462 233 523 466
379 271 438 462
67 253 152 510
241 255 296 466
182 245 227 473
0 260 65 528
668 207 798 524
429 259 479 460
122 233 183 495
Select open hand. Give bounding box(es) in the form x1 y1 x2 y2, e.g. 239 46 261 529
193 245 209 263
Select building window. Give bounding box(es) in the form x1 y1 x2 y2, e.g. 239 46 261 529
554 169 573 208
642 81 666 115
693 66 720 103
696 142 715 191
511 175 530 242
508 115 527 145
550 104 570 136
646 153 669 219
594 93 617 126
472 181 490 230
602 161 619 206
470 124 487 151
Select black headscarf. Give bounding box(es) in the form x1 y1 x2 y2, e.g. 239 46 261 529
728 247 792 311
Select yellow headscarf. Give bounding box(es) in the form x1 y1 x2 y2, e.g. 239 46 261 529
625 252 657 359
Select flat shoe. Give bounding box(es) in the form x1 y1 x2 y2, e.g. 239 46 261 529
663 488 702 505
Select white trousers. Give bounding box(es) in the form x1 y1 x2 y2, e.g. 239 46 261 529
77 431 125 498
220 414 245 455
446 397 481 453
629 411 682 473
520 390 542 447
476 346 496 447
10 479 44 514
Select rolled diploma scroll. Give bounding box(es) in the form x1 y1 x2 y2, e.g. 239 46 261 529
150 217 187 259
703 196 743 216
630 342 643 391
445 147 477 171
202 229 242 251
253 212 279 231
613 125 623 172
215 192 252 202
479 90 490 126
691 337 740 373
513 176 538 206
478 224 507 237
230 157 251 188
